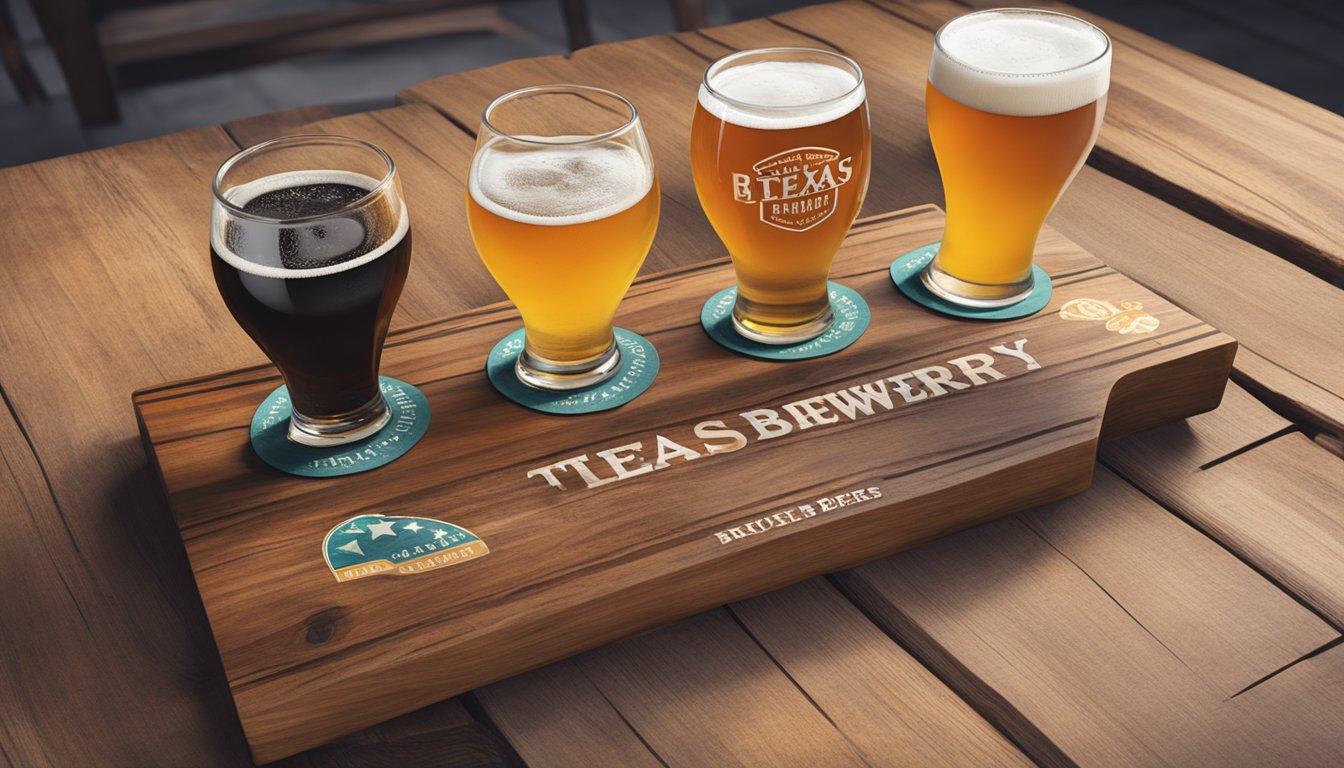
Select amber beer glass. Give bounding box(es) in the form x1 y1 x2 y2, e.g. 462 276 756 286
467 85 659 390
692 48 871 344
924 8 1111 307
211 135 411 446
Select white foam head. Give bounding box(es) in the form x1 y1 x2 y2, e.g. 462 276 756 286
211 169 409 279
929 9 1111 117
469 140 653 227
698 53 866 130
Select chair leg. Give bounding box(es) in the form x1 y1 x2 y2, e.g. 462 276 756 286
0 0 44 102
673 0 707 31
559 0 592 51
28 0 118 123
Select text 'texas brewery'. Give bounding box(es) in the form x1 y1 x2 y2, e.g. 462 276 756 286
732 146 856 231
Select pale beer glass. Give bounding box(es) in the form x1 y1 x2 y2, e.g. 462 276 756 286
467 86 660 390
692 48 871 344
923 8 1111 307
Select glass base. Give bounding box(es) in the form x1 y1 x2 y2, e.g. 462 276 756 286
288 392 390 447
516 339 622 391
920 260 1035 308
731 303 835 345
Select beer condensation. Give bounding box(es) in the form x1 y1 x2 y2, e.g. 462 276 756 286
692 58 870 341
926 10 1110 302
211 170 411 420
467 141 659 367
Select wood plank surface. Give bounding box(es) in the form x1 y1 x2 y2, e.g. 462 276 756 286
135 203 1235 762
0 127 256 767
1106 427 1344 628
576 610 873 767
480 579 1029 767
222 104 342 147
729 579 1031 767
835 466 1341 766
876 0 1344 285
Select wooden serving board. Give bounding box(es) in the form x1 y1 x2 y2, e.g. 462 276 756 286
134 204 1235 764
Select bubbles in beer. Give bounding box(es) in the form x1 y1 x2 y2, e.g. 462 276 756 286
469 141 652 226
930 9 1111 117
211 170 409 279
698 60 865 130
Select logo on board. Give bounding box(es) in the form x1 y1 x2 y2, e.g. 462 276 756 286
732 146 854 231
1059 298 1159 334
322 514 488 583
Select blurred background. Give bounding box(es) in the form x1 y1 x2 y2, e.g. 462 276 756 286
2 0 1340 168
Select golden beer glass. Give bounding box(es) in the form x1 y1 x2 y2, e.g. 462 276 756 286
923 8 1111 307
692 48 871 344
467 86 660 390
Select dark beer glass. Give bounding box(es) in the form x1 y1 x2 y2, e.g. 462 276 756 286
210 135 411 447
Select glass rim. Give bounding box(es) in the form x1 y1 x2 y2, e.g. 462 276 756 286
701 46 865 113
480 84 640 146
211 134 396 224
933 8 1112 80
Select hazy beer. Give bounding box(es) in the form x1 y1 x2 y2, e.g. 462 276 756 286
693 48 871 344
211 136 411 447
467 86 659 390
924 9 1111 306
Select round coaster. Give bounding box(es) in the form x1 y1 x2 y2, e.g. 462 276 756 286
890 243 1053 320
700 281 870 361
250 377 430 478
486 327 659 415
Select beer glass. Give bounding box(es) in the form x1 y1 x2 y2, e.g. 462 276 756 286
923 8 1111 307
692 48 870 344
467 85 660 390
211 135 412 446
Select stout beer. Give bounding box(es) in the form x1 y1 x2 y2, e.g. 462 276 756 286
211 136 411 446
692 48 871 344
923 9 1111 307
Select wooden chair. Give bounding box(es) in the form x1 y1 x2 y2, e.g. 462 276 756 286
1 0 46 102
30 0 696 125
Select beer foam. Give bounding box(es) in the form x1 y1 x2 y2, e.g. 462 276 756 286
698 60 865 130
211 170 409 279
929 9 1110 117
469 140 653 227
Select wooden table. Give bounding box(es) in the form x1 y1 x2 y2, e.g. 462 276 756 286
2 1 1342 765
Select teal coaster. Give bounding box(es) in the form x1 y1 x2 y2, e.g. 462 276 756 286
250 377 429 478
486 327 659 415
890 243 1053 320
700 282 870 361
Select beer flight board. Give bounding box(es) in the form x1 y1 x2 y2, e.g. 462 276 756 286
134 204 1235 764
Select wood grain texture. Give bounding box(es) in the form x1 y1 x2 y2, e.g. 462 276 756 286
478 659 666 768
1106 427 1344 628
0 127 256 766
481 580 1028 768
222 104 342 148
274 698 520 768
730 579 1030 767
576 610 871 766
835 466 1341 767
401 0 1344 440
135 206 1234 762
1229 642 1344 766
875 0 1344 285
